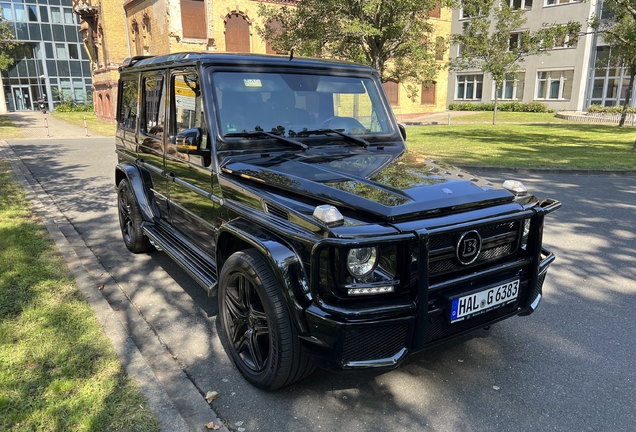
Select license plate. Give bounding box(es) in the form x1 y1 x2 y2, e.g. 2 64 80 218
450 280 520 323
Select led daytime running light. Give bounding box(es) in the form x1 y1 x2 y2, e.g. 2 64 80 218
348 286 395 296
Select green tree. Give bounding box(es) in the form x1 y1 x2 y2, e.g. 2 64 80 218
256 0 452 100
450 0 580 124
591 0 636 145
0 9 18 70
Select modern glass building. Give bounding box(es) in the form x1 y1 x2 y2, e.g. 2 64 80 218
1 0 92 112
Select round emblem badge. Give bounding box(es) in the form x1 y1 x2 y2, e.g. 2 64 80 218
456 230 482 265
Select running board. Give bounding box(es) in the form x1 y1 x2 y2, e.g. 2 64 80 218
142 222 218 296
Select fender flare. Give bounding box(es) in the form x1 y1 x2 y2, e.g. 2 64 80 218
115 163 158 222
218 219 310 335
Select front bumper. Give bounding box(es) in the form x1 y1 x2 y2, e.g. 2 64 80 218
301 203 558 372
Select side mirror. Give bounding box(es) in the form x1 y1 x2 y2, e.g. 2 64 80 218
175 127 210 156
398 123 407 141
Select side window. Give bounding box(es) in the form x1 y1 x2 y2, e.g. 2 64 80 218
172 72 207 148
143 75 165 137
119 79 139 130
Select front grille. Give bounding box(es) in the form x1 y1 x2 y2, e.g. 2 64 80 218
342 324 408 362
428 221 520 278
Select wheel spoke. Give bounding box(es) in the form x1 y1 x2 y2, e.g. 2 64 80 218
251 309 269 338
248 331 265 370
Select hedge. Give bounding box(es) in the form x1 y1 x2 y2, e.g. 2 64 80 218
449 101 554 113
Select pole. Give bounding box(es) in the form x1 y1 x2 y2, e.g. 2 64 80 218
84 116 89 137
44 116 50 137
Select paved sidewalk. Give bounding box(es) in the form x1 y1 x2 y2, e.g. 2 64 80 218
5 111 104 139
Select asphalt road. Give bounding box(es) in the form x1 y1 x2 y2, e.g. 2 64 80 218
6 137 636 432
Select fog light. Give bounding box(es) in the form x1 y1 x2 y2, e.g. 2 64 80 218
347 247 378 278
348 285 395 296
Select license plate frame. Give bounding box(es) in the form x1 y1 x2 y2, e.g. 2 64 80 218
449 279 520 323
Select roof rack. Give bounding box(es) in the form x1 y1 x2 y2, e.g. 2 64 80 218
120 56 152 69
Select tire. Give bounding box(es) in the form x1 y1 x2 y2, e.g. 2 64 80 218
218 249 315 390
117 179 153 253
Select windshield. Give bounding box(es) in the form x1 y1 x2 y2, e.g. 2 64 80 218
212 72 394 140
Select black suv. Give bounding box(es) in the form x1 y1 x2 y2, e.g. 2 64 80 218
115 53 560 390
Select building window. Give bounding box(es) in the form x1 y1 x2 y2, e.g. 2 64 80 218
435 36 445 60
430 2 441 18
181 0 206 39
421 82 437 105
265 20 282 55
547 27 578 49
536 70 573 99
460 2 482 19
545 0 579 5
132 21 142 56
510 0 533 10
383 81 399 106
456 74 483 100
495 73 525 100
225 13 250 52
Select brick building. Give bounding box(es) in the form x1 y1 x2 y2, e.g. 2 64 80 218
73 0 451 120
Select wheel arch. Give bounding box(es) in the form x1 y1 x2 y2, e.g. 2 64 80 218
217 219 310 335
115 163 158 222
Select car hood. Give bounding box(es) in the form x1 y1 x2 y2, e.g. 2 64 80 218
221 150 514 222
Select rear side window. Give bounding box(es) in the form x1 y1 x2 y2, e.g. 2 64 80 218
119 79 139 130
143 75 165 136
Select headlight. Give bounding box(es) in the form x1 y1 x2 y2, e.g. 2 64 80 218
347 247 378 278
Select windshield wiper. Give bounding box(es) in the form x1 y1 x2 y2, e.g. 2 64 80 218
224 130 308 151
297 129 369 148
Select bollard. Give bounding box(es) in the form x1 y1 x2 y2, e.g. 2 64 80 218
447 113 451 125
44 116 50 137
84 116 89 137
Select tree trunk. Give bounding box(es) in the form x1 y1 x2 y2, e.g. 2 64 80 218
492 83 499 125
619 66 635 127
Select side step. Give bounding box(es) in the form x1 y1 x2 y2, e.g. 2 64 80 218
142 222 218 296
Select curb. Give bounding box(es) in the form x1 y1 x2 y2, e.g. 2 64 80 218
0 140 228 432
457 165 636 177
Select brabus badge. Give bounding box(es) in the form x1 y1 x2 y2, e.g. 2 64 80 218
456 230 482 265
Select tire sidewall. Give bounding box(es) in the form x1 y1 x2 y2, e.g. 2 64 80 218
218 250 288 390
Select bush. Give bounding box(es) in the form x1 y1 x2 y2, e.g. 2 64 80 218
587 104 636 114
55 101 94 112
449 101 553 113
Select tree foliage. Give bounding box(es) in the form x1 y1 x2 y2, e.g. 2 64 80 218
450 0 580 124
590 0 636 138
0 9 18 71
256 0 452 99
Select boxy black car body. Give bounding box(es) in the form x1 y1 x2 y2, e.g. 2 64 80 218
115 53 560 390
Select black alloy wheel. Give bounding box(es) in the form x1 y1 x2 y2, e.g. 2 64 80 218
218 249 314 390
117 179 153 253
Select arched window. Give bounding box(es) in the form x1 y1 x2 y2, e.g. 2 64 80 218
132 21 142 56
105 93 111 118
98 93 104 116
225 13 250 52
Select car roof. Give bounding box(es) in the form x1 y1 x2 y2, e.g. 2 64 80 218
120 52 376 75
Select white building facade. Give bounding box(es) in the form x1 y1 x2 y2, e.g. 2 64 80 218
448 0 634 111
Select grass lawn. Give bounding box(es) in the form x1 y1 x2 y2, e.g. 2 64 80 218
51 112 116 137
406 123 636 170
0 161 160 431
0 116 24 139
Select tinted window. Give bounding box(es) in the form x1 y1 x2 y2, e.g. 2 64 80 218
119 79 139 130
144 76 165 135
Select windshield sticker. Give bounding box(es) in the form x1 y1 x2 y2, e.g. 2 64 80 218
243 79 262 87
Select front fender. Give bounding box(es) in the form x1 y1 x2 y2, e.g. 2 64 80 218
218 219 310 335
115 163 158 222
